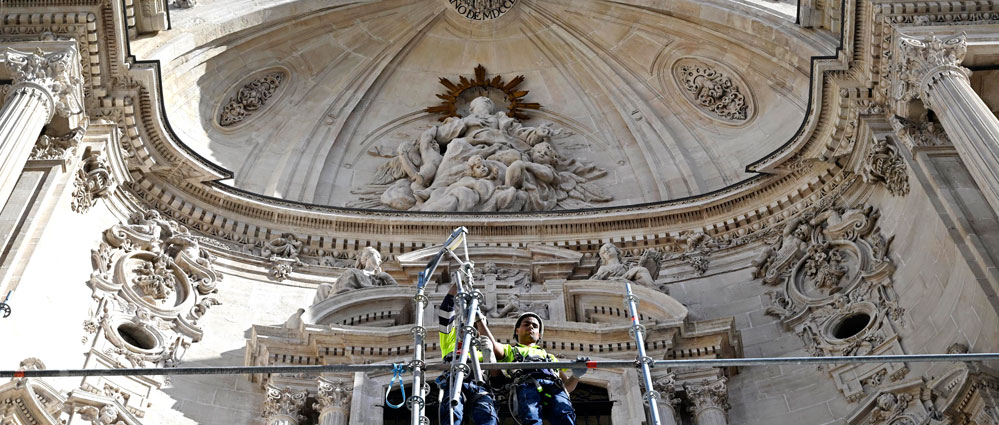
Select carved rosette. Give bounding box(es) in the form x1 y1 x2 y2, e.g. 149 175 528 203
315 378 352 416
672 58 752 123
684 379 730 418
262 386 308 425
893 33 968 103
4 47 84 119
218 71 286 127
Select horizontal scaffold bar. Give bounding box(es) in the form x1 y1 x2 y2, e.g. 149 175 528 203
2 353 999 378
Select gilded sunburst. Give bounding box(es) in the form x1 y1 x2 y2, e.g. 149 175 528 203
425 64 541 121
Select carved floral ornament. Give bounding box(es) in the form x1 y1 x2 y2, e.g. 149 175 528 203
672 58 753 123
3 46 84 120
893 33 968 103
754 202 906 401
85 209 222 369
217 69 288 128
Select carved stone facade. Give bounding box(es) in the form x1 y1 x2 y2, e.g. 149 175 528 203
1 1 999 425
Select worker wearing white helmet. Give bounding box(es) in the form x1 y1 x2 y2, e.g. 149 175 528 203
478 311 588 425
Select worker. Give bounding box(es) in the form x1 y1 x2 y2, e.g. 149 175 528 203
438 283 498 425
478 311 588 425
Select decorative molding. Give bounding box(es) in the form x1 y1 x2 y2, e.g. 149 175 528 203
756 203 906 401
684 378 730 417
72 147 115 213
314 378 352 413
4 46 84 119
672 58 752 123
861 136 909 197
86 209 223 369
31 127 83 161
262 385 307 424
218 71 286 128
893 33 968 104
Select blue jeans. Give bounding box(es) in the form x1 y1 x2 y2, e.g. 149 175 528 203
438 380 498 425
516 378 576 425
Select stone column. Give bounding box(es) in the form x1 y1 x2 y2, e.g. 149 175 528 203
895 33 999 214
315 378 352 425
262 385 308 425
1 47 82 210
652 374 679 425
685 378 730 425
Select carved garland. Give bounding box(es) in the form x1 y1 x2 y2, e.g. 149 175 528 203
218 71 286 127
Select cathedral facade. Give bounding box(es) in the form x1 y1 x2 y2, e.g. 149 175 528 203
0 0 998 424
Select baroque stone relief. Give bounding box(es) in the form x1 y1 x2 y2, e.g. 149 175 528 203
672 58 753 123
591 243 662 288
71 148 115 213
85 209 222 370
350 68 611 212
755 203 906 401
217 69 287 128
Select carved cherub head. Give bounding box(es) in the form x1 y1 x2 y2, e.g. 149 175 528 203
466 155 492 179
529 142 557 165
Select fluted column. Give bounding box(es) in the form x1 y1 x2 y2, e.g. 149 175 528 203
652 374 679 425
315 378 352 425
894 33 999 213
0 47 83 209
685 378 730 425
262 385 308 425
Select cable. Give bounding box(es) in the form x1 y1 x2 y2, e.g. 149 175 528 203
4 353 999 378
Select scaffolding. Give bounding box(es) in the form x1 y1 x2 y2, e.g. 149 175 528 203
7 228 999 423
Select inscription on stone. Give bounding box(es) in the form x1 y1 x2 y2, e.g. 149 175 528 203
449 0 517 20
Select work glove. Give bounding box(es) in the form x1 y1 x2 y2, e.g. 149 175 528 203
477 336 496 363
572 356 590 378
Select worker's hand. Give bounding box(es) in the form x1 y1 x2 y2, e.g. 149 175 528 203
571 356 590 378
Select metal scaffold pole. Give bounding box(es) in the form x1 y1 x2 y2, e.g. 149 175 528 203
409 227 470 425
624 279 663 425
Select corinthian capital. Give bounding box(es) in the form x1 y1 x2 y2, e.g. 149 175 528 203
262 385 308 424
4 47 84 120
685 378 730 416
894 33 968 102
314 378 352 412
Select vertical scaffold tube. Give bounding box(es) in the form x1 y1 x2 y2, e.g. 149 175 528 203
449 272 482 407
409 271 430 425
624 280 663 425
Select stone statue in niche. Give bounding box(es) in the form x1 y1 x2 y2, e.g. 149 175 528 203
485 292 550 320
313 247 398 303
590 243 660 287
352 96 611 211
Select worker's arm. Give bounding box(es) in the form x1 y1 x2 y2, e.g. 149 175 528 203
562 355 590 393
475 316 507 360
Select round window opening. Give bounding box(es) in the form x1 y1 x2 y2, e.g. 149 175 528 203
117 323 157 350
832 313 871 339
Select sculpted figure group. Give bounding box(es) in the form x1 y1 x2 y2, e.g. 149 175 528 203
358 97 611 212
313 247 398 304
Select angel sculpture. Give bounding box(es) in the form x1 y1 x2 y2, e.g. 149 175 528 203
352 96 612 211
